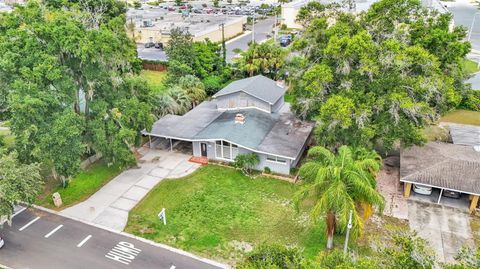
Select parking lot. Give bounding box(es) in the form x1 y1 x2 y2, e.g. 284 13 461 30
0 207 226 269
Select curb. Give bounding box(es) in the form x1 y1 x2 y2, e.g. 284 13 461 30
31 205 231 269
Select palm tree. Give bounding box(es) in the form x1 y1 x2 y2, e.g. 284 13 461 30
295 145 385 250
177 75 206 107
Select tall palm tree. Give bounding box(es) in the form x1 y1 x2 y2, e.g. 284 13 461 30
295 145 385 250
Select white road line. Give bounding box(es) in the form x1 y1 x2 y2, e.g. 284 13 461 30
12 207 26 218
77 235 92 248
44 224 63 238
18 216 40 231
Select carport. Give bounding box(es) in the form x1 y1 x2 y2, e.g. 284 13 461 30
400 142 480 213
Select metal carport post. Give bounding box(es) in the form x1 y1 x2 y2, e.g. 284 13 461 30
437 188 444 204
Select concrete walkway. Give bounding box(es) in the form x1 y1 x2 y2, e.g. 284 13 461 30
61 149 201 231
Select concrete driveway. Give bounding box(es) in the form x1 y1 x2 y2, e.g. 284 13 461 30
408 200 475 263
61 149 200 231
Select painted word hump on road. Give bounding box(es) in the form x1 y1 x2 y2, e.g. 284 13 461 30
105 241 142 265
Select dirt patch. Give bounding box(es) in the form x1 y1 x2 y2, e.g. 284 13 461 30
470 215 480 247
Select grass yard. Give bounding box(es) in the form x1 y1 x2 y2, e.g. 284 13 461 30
463 59 480 74
140 70 167 92
440 109 480 126
37 162 123 210
125 165 328 262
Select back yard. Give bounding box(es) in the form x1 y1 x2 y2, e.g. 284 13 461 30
125 165 326 262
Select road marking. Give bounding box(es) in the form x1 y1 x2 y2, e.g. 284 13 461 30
77 235 92 248
105 241 142 265
18 216 40 231
44 225 63 238
12 207 26 218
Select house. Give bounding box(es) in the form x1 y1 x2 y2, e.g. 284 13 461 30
401 142 480 213
143 75 314 175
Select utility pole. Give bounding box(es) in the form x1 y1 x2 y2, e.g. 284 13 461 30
220 23 226 65
343 210 353 255
251 13 255 44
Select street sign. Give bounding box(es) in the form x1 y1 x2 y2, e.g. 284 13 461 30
158 208 166 225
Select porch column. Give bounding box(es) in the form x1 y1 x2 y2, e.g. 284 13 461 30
170 138 173 152
470 195 479 214
437 188 443 204
148 135 152 148
404 183 412 198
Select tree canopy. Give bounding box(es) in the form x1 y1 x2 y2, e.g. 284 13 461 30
0 0 153 179
289 0 471 151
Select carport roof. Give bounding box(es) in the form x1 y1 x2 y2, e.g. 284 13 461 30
400 142 480 195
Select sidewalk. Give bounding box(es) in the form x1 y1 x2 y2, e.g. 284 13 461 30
61 149 201 231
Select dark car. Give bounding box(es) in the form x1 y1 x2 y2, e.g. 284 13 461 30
144 42 155 48
442 190 461 199
154 43 163 49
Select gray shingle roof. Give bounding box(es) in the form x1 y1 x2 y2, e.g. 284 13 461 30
213 75 286 105
400 142 480 195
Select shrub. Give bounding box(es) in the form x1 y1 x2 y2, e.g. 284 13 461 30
234 153 259 177
459 90 480 111
237 244 305 269
263 166 271 174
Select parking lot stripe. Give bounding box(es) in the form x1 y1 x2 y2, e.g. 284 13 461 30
170 266 176 269
44 225 63 238
77 235 92 248
12 207 26 218
18 217 40 231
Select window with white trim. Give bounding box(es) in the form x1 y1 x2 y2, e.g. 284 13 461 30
266 155 287 164
215 140 238 160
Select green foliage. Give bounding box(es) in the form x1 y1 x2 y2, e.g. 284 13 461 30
237 244 305 269
444 247 480 269
234 153 260 176
296 146 384 249
381 232 436 269
0 0 150 177
264 166 272 174
213 0 219 7
459 90 480 111
133 1 141 8
234 41 287 79
290 0 470 151
202 75 224 95
0 151 42 217
315 250 377 268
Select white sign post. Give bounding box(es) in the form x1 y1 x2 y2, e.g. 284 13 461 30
158 208 167 225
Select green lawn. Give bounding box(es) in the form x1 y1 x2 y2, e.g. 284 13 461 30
140 70 167 92
125 165 327 261
37 162 123 210
440 109 480 126
463 59 480 74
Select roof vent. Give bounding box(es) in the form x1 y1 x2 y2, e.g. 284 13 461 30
235 113 245 124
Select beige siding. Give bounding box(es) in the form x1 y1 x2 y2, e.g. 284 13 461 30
215 92 271 112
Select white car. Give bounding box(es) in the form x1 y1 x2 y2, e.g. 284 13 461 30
413 184 432 195
0 236 4 248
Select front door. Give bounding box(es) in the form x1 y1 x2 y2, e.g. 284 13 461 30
200 143 208 157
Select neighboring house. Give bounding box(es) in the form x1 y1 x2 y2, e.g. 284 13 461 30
143 75 314 175
401 141 480 213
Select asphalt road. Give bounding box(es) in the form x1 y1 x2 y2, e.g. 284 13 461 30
0 207 226 269
225 17 275 62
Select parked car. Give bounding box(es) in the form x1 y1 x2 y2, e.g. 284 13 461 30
413 184 432 195
442 190 461 199
144 42 155 48
0 236 4 249
280 35 292 47
154 43 163 49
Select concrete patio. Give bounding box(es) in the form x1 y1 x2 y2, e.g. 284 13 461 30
61 149 201 231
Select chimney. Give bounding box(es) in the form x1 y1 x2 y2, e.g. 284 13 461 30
235 113 245 124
